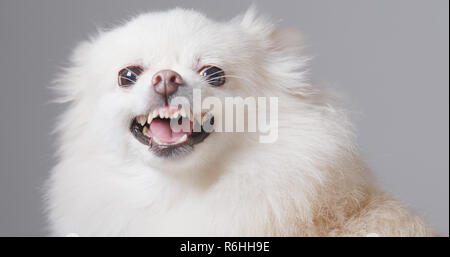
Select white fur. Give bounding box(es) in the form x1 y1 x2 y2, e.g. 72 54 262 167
45 8 433 236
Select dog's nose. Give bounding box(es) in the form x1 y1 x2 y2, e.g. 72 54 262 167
152 70 183 96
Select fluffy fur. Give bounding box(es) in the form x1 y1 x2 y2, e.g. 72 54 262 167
46 8 433 236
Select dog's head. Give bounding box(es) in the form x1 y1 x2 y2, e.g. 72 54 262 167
55 8 308 172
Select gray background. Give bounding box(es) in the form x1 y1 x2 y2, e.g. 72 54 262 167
0 0 448 236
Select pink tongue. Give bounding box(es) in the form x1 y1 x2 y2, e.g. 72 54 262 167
149 119 190 143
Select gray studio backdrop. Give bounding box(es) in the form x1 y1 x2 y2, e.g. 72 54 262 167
0 0 448 236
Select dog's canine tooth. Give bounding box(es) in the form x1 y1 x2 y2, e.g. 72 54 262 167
137 115 147 126
147 113 154 124
142 127 150 137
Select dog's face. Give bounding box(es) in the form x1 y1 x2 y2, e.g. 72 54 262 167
60 9 305 172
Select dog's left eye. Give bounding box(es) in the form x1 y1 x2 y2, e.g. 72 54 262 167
118 66 144 87
200 66 226 87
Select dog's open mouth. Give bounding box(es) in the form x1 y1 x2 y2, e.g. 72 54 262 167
130 106 213 158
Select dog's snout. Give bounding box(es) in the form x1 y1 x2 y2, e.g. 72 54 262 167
152 70 183 96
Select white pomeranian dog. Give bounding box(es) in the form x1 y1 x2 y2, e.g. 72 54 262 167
46 7 433 236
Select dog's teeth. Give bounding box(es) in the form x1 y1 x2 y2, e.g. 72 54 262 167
170 110 180 119
142 127 150 137
147 113 153 124
176 134 188 144
137 115 147 126
159 109 165 118
153 137 167 146
149 109 191 119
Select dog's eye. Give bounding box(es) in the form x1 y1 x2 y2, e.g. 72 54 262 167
118 66 144 87
200 66 226 87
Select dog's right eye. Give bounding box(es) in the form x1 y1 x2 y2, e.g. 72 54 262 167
118 66 144 87
200 66 226 87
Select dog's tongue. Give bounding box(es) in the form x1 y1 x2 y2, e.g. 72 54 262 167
149 119 191 143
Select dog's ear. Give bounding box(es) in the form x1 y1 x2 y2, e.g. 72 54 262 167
269 28 303 52
239 5 273 37
234 5 275 45
238 6 310 94
238 6 303 52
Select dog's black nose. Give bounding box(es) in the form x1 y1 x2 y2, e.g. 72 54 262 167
152 70 183 96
